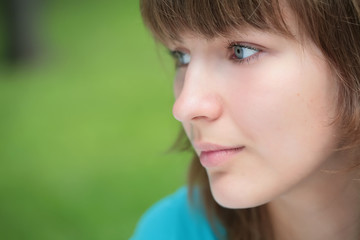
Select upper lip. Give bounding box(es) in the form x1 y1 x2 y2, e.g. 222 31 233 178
193 142 244 153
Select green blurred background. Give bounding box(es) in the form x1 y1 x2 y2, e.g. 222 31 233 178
0 1 190 239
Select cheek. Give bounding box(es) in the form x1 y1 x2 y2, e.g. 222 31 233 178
209 61 338 208
228 55 337 168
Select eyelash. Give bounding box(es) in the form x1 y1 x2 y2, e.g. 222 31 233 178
227 42 260 64
169 42 261 67
170 50 190 68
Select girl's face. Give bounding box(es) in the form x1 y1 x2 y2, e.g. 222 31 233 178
169 22 340 208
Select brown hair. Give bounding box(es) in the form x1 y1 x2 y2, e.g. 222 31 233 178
140 0 360 239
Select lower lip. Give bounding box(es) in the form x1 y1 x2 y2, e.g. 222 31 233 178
199 147 244 168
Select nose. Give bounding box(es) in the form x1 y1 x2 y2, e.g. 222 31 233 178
172 64 223 123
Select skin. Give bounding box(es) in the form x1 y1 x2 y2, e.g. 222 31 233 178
168 16 360 240
171 28 340 208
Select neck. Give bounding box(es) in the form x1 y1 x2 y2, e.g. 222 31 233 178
268 153 360 240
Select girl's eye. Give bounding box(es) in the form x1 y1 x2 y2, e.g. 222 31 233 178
170 51 191 67
230 44 259 63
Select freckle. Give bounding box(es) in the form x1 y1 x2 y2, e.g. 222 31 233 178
296 93 300 97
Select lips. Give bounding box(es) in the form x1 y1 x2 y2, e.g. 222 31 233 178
194 143 244 168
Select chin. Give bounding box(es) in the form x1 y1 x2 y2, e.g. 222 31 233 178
208 173 271 209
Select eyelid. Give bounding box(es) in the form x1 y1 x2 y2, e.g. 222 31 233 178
169 49 191 67
227 42 259 51
226 41 266 51
227 41 262 64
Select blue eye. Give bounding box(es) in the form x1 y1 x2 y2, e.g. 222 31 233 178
233 45 259 60
171 51 191 67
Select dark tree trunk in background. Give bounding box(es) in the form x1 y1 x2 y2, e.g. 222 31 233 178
2 0 40 65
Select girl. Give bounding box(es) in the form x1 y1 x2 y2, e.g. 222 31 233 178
132 0 360 239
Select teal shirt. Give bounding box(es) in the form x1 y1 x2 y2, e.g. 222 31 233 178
131 187 223 240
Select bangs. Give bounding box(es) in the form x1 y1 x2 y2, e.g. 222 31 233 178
140 0 290 44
